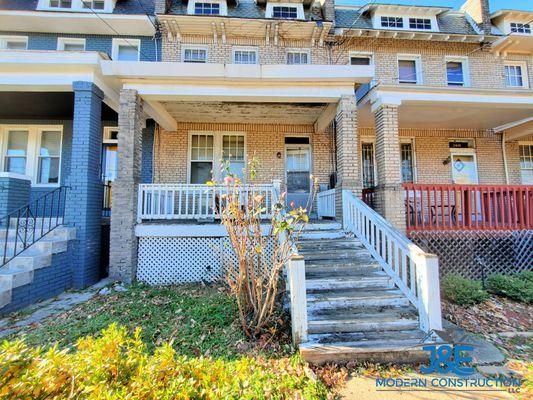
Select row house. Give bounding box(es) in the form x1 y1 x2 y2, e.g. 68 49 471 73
0 0 531 362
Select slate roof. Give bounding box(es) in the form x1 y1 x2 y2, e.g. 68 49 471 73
0 0 154 14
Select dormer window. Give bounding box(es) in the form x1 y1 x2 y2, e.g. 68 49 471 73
409 18 431 30
510 22 531 34
381 16 403 28
39 0 113 12
195 2 220 15
266 3 304 20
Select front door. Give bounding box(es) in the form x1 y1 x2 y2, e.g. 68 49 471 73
451 153 478 184
285 141 311 210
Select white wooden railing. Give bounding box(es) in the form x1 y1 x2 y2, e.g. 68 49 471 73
317 188 336 219
138 182 280 222
342 190 443 333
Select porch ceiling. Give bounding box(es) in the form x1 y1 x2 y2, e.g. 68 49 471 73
160 101 328 124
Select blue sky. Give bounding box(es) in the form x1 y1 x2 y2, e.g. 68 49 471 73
336 0 533 12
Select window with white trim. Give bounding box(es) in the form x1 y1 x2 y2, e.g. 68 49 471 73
504 62 528 88
112 38 140 61
286 50 310 65
381 16 403 28
510 22 531 34
38 0 113 12
194 2 220 15
57 38 86 51
182 47 207 63
361 142 376 188
519 143 533 185
272 6 297 19
232 47 258 64
50 0 72 8
189 132 246 183
409 18 431 30
82 0 104 9
0 36 28 50
1 125 63 185
350 53 372 65
398 55 421 84
401 140 416 183
446 57 469 87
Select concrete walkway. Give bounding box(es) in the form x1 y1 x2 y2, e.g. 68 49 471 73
0 278 112 339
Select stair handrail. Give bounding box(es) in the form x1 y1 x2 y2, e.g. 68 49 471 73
342 190 442 333
0 186 69 267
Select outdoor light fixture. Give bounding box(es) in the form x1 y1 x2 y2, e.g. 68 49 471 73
277 152 282 159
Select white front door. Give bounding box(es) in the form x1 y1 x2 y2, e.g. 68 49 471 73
285 144 311 210
451 153 479 184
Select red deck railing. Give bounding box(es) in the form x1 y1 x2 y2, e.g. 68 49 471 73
403 184 533 233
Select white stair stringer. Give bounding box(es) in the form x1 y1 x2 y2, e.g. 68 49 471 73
0 222 76 309
296 223 442 365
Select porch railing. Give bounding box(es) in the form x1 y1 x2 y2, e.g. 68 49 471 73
317 189 335 219
138 183 280 221
342 190 442 333
404 184 533 233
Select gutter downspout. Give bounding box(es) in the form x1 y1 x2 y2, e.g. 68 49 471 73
501 131 509 184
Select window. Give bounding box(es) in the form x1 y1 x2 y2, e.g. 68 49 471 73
194 2 220 15
505 63 528 88
272 6 298 19
1 125 63 185
189 132 246 183
0 36 28 50
361 142 376 188
510 22 531 34
233 47 258 64
519 144 533 185
112 39 140 61
57 38 86 51
398 56 421 84
183 47 207 63
446 57 469 86
82 0 104 9
350 54 372 65
409 18 431 30
381 16 403 28
50 0 72 8
286 50 310 65
401 141 416 183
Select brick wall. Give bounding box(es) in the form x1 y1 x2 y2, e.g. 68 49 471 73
0 176 31 219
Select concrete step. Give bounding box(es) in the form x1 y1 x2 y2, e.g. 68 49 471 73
5 251 52 271
0 237 68 257
307 288 410 310
0 265 34 289
0 227 75 241
299 230 346 240
306 274 393 291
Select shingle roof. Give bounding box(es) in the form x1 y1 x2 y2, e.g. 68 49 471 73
0 0 154 14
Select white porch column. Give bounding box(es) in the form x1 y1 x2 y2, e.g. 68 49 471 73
373 103 406 232
109 89 145 283
335 95 360 220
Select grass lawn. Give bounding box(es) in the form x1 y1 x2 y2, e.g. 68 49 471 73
1 283 335 399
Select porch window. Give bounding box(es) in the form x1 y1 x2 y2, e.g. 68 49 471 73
398 56 421 84
183 47 207 63
519 144 533 185
222 135 245 178
0 36 28 50
57 38 86 51
409 18 431 30
194 2 220 15
381 16 403 28
112 39 140 61
4 130 29 175
233 48 258 64
37 131 61 184
401 142 415 183
361 142 376 188
286 50 310 65
190 134 214 184
510 22 531 34
504 63 527 88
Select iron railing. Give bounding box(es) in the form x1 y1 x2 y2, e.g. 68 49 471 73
1 186 68 267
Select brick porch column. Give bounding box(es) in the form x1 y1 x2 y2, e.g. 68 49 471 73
109 89 144 283
64 81 104 288
335 95 360 221
373 104 406 232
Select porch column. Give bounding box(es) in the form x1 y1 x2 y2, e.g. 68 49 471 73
335 95 360 220
65 81 104 288
373 104 406 232
109 89 144 283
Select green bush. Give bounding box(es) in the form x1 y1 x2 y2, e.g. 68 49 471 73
441 274 489 305
486 273 533 303
0 324 327 400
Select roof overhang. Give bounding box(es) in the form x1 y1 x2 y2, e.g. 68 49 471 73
358 84 533 130
334 27 488 43
491 34 533 56
0 10 155 36
158 15 331 45
490 9 533 20
494 117 533 141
